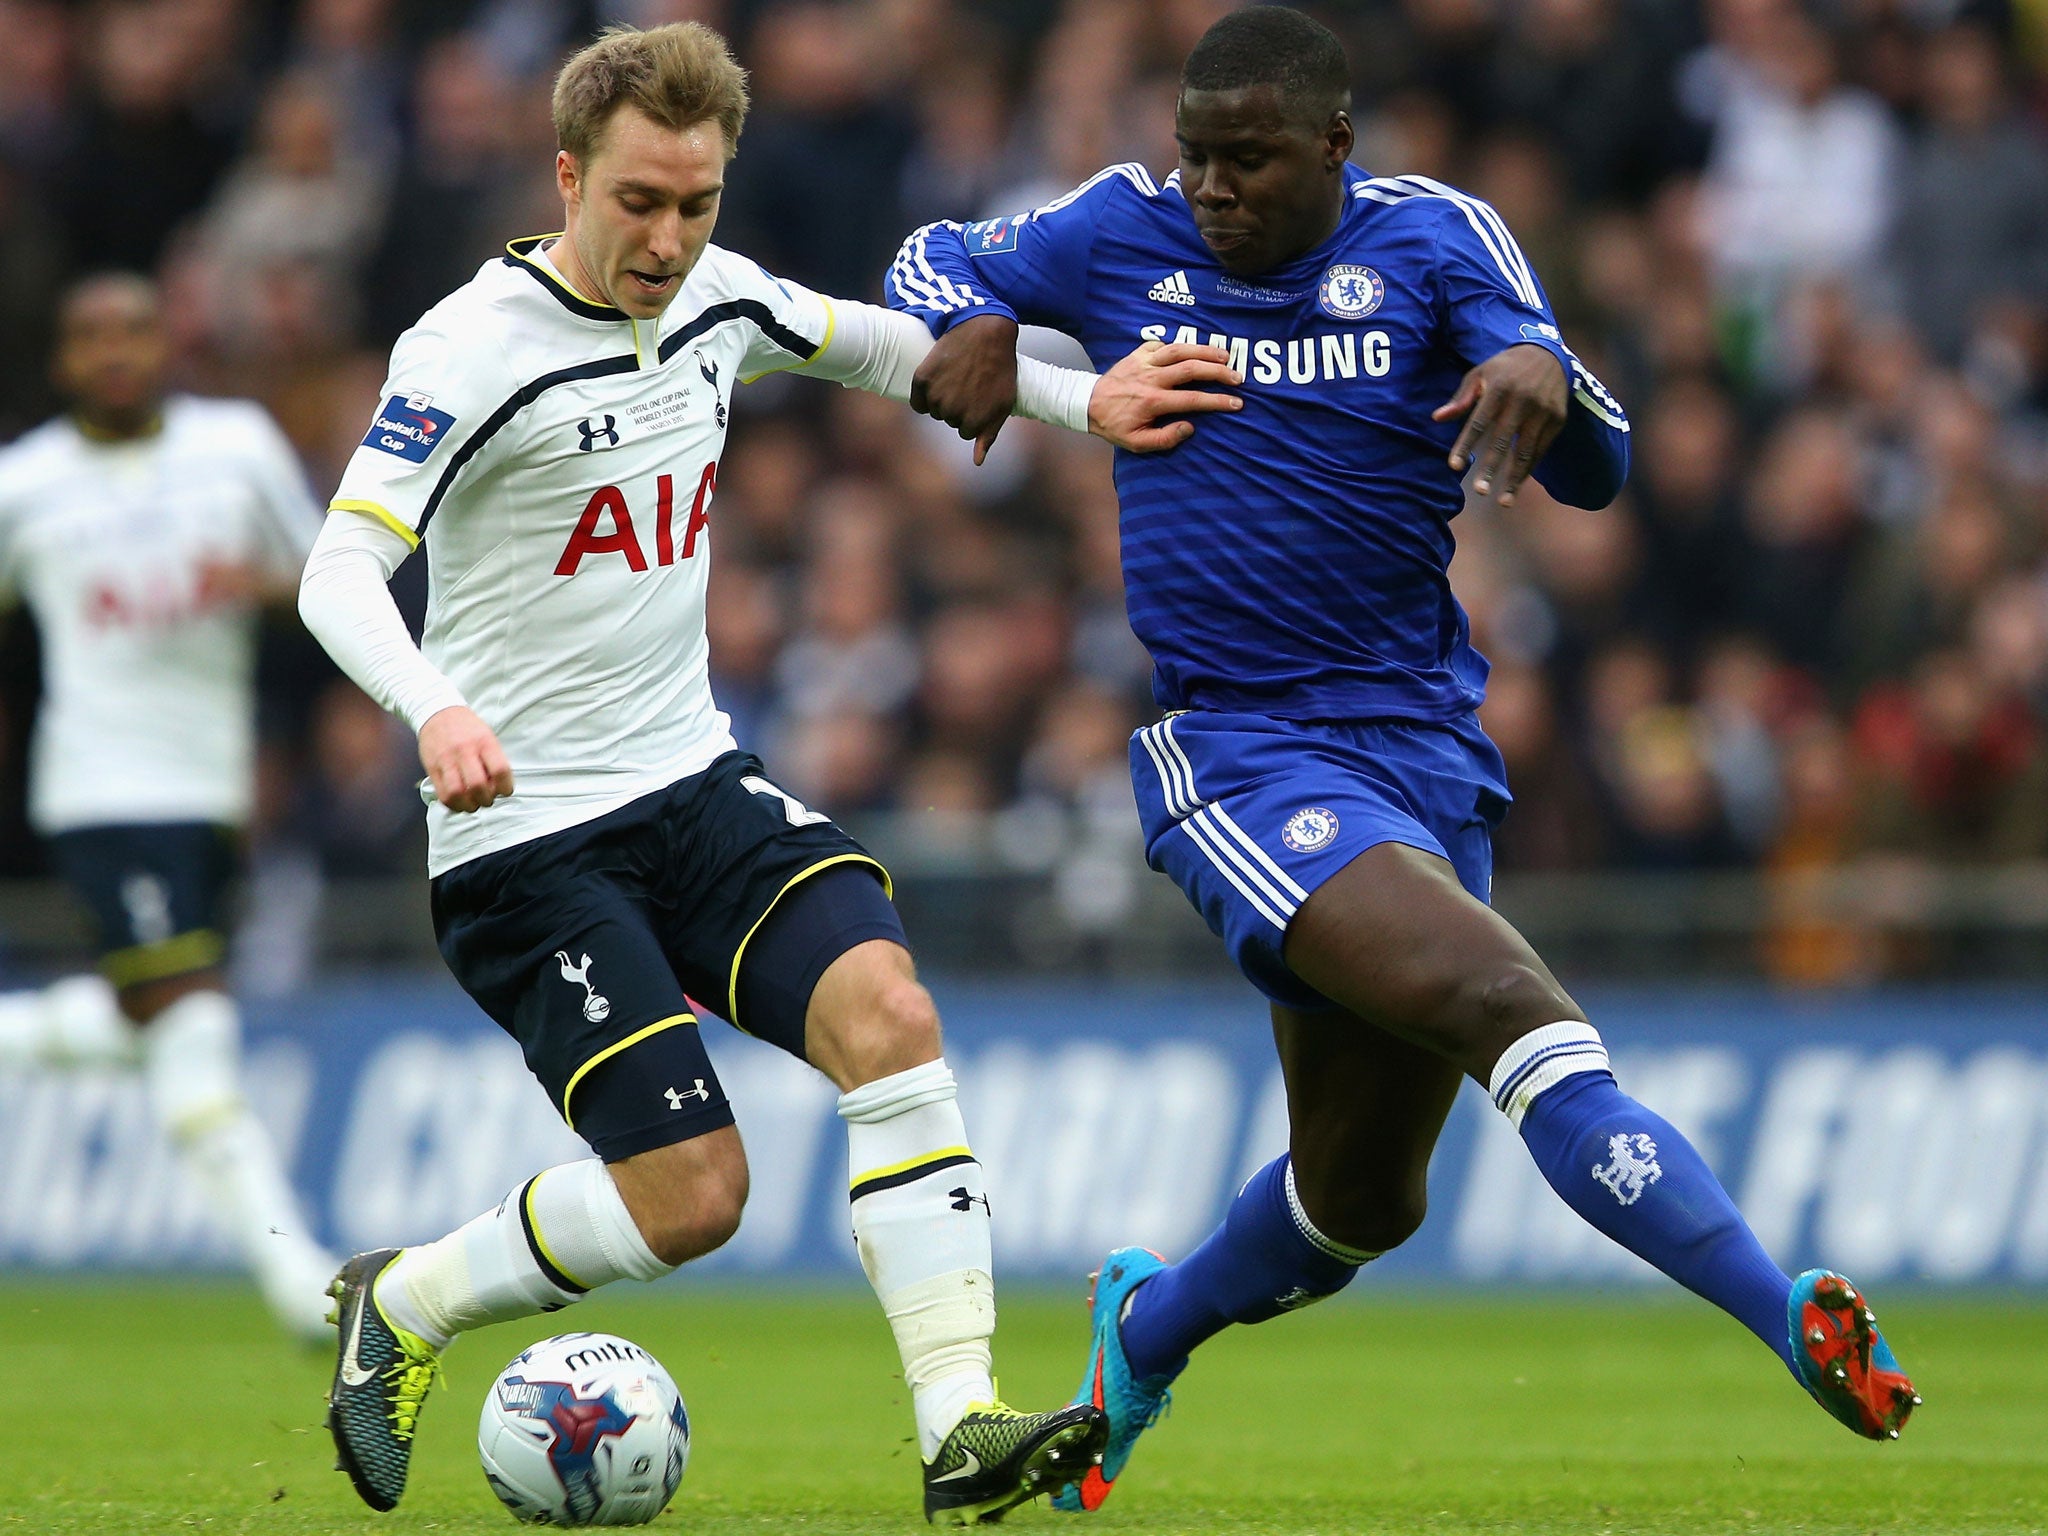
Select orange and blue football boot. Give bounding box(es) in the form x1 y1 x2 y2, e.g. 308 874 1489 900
1053 1246 1179 1513
1789 1269 1920 1440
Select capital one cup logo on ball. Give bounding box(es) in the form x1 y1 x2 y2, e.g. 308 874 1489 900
479 1333 689 1526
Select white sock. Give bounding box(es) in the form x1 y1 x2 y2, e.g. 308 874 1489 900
1486 1020 1611 1128
375 1159 671 1351
145 990 334 1336
0 975 134 1066
840 1059 995 1460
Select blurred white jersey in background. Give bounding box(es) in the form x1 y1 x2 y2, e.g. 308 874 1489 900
0 395 320 832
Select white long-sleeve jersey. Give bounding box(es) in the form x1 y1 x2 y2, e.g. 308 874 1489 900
309 237 1092 876
0 396 320 832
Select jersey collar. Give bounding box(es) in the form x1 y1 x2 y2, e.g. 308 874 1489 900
69 410 165 444
504 234 627 322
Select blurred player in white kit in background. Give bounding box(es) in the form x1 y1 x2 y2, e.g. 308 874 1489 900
0 273 337 1340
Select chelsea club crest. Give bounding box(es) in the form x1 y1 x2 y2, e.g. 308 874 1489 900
1317 265 1383 321
1282 806 1340 853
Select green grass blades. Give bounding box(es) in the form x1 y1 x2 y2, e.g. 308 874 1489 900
0 1281 2041 1533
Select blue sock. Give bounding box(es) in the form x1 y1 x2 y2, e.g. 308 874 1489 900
1494 1023 1796 1371
1118 1155 1372 1382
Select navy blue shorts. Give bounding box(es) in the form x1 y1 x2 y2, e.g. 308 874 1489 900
431 751 903 1163
47 822 237 989
1131 711 1510 1010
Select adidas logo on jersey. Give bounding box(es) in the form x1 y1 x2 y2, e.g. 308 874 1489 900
1146 270 1196 307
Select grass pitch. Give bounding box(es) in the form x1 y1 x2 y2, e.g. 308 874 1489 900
1 1280 2041 1534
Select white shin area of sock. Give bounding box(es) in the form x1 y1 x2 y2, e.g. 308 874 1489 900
0 974 133 1066
144 990 331 1323
840 1059 994 1459
1486 1020 1612 1128
377 1159 672 1351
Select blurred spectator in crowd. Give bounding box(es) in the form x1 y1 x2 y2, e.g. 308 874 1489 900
294 679 425 877
774 482 921 730
1692 3 1898 381
1762 712 1869 985
1480 660 1607 870
0 160 66 438
52 0 249 274
362 34 545 343
1888 22 2048 365
716 2 917 299
190 72 384 347
0 0 73 180
1631 376 1748 660
1738 406 1868 672
1856 646 2048 862
288 0 409 164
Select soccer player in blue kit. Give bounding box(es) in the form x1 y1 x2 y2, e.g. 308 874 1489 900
889 5 1920 1509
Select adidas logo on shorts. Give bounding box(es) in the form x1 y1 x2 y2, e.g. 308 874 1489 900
1146 270 1196 306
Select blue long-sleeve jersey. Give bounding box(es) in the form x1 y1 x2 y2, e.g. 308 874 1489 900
888 162 1630 723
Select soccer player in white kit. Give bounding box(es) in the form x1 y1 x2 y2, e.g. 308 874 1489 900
297 22 1240 1522
0 273 338 1340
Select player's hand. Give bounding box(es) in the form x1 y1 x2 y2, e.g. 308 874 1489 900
418 705 514 813
909 313 1020 466
1432 343 1569 507
1090 341 1242 453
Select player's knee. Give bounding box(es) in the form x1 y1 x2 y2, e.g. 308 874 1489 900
1453 963 1574 1059
840 974 943 1084
635 1144 749 1267
1298 1171 1428 1255
1349 1185 1428 1254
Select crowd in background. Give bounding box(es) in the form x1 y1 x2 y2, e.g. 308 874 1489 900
2 0 2048 984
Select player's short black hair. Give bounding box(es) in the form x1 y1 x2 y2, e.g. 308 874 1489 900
1181 5 1350 116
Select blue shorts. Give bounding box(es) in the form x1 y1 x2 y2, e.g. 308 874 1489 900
1131 711 1511 1009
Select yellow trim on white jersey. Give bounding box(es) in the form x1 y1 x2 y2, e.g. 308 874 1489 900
506 234 619 311
328 498 421 550
739 293 836 384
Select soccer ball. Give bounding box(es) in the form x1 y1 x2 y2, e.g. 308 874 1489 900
478 1332 690 1525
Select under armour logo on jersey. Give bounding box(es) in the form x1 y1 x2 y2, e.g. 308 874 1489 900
1146 270 1196 306
1591 1132 1663 1206
556 951 611 1021
576 415 620 451
666 1081 709 1109
949 1186 990 1214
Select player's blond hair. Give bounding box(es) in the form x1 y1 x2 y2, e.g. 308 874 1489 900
552 23 751 163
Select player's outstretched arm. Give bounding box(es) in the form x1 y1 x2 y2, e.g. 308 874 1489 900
298 511 513 813
797 301 1238 462
1428 189 1630 510
910 313 1240 461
